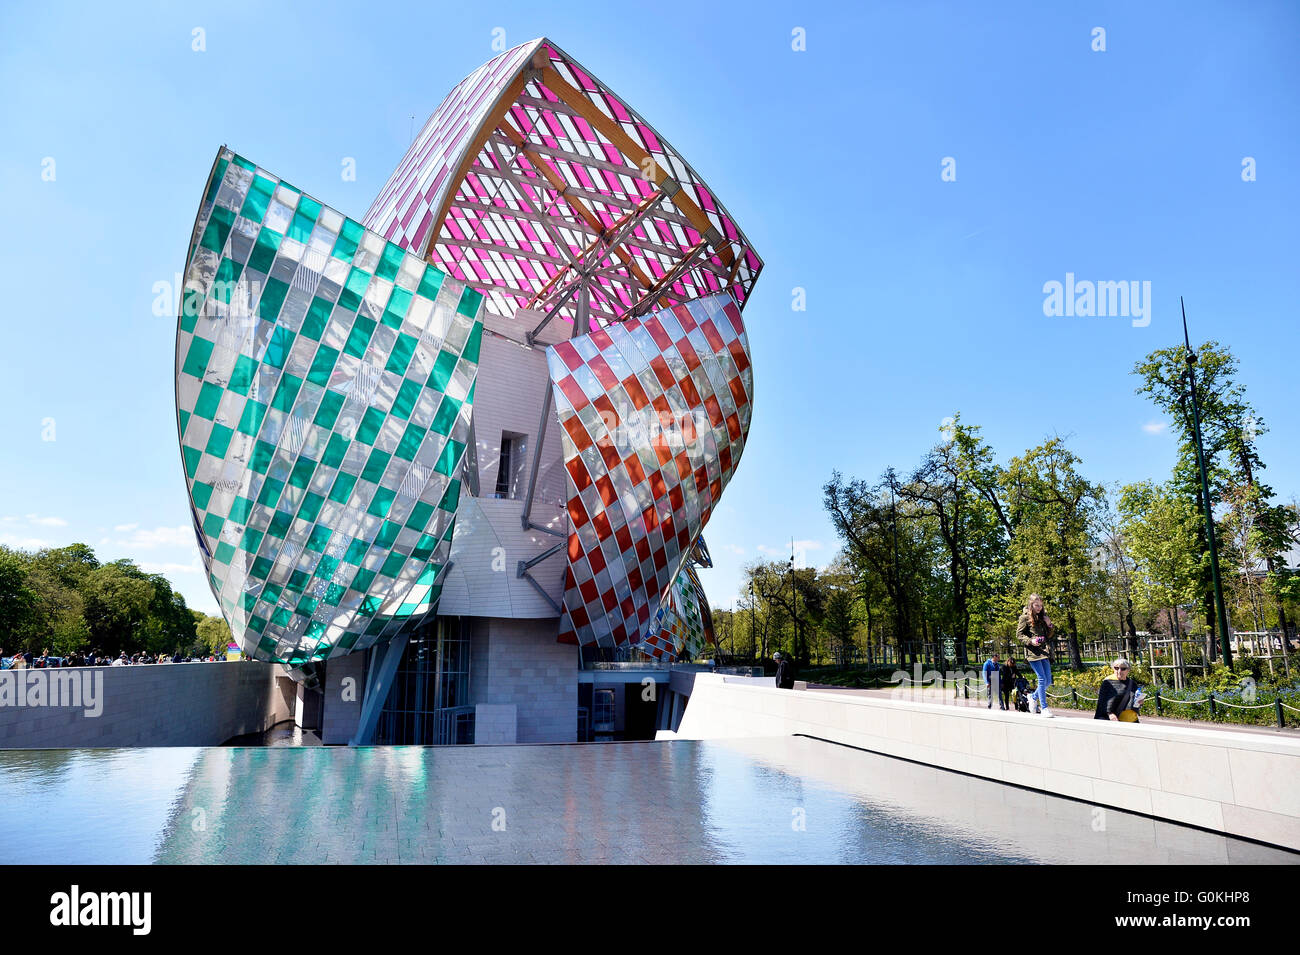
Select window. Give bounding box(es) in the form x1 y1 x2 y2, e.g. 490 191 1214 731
494 431 526 499
593 688 615 727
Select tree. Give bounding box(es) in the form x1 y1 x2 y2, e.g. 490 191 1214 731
82 560 155 654
18 563 90 655
1133 340 1293 659
196 614 233 657
825 469 938 665
821 585 860 665
746 559 824 667
0 547 39 645
897 416 1008 665
1093 487 1141 659
1001 436 1103 670
1119 480 1203 684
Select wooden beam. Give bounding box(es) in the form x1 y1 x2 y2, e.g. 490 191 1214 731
537 66 735 269
500 118 656 296
422 68 534 263
526 189 663 307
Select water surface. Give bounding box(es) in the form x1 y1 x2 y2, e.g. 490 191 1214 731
0 737 1292 864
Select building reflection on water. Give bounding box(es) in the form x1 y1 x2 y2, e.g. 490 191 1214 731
0 738 1294 865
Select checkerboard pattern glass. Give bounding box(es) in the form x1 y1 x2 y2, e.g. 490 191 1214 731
640 562 713 660
176 148 484 664
547 290 752 649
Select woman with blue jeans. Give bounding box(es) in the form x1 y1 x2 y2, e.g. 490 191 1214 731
1016 594 1054 717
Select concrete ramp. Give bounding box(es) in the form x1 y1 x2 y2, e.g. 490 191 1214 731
673 673 1300 852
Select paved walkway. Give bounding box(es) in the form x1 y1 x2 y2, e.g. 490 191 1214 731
804 684 1300 738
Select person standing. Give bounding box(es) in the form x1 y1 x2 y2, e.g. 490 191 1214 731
1017 594 1055 717
1094 658 1142 723
999 657 1018 711
773 651 794 689
982 653 1001 708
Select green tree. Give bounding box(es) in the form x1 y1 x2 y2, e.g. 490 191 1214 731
19 563 90 655
0 547 39 646
196 614 233 657
1133 341 1293 659
1119 481 1203 664
825 470 939 666
82 560 155 654
1001 436 1103 670
897 415 1008 665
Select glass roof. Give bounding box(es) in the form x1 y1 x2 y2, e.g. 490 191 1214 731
363 38 763 336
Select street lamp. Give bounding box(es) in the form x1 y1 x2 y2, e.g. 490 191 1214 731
788 538 800 665
1180 297 1233 668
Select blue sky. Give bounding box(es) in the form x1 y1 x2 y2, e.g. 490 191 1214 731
1 0 1296 617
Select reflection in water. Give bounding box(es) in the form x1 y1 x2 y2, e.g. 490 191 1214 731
0 749 201 865
0 737 1294 864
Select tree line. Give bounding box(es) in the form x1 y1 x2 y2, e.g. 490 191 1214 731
0 543 232 658
713 341 1298 673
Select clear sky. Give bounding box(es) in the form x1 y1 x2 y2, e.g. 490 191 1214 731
1 0 1296 618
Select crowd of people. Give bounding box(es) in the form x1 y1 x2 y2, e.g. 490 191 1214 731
0 648 233 669
981 592 1145 723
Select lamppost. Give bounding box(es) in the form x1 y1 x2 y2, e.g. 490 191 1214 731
1180 297 1233 667
788 538 801 665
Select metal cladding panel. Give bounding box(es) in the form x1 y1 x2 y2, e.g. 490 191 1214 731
546 290 752 649
175 149 483 664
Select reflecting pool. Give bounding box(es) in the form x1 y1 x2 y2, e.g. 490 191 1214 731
0 736 1293 864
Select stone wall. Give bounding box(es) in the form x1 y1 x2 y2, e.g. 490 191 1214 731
0 662 288 748
471 618 576 742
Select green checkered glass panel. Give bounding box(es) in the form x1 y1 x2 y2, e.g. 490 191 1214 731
176 148 484 665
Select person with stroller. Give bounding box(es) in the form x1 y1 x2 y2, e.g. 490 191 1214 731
1016 594 1055 716
1012 667 1032 711
999 656 1018 711
1094 658 1143 723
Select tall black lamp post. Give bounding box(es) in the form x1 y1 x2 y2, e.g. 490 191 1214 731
1181 297 1233 667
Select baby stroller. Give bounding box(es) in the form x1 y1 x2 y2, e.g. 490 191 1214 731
1012 675 1032 713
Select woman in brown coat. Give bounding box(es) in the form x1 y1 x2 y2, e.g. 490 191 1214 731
1016 594 1055 717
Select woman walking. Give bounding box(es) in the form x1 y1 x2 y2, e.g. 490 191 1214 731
1094 658 1142 722
1016 594 1055 717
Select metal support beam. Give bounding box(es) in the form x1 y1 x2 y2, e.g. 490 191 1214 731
523 518 566 539
628 238 710 318
527 191 667 311
574 280 589 338
527 277 582 344
518 562 564 615
463 417 480 497
518 541 564 572
349 635 408 746
520 378 554 530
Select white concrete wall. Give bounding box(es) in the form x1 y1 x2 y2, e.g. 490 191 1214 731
671 674 1300 851
439 497 564 617
439 314 567 619
470 323 566 509
0 662 287 748
471 617 576 743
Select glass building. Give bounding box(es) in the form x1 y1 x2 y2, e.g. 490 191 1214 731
175 38 763 744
